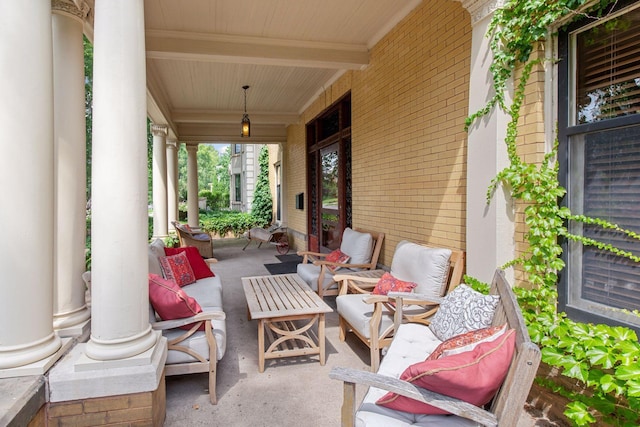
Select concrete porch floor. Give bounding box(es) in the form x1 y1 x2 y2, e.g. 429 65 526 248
1 238 548 426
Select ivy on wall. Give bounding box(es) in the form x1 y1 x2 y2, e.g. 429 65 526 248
466 0 640 424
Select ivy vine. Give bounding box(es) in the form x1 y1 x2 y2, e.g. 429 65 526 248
466 0 640 425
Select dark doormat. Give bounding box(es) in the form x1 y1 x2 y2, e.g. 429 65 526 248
275 254 303 263
264 261 299 275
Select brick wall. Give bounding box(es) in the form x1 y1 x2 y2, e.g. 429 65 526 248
513 45 548 285
283 0 472 267
46 375 165 426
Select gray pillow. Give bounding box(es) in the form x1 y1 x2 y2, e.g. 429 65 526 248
390 241 451 299
429 284 500 341
340 228 373 266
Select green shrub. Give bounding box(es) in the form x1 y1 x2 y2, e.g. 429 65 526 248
199 211 267 237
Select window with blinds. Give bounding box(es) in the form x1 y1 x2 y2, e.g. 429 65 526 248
576 125 640 312
575 8 640 125
561 3 640 330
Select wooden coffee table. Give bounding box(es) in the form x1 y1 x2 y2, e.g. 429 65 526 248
242 273 333 372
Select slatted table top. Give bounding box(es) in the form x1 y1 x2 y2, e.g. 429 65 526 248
242 273 333 320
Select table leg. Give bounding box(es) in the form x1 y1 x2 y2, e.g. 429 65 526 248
319 313 326 365
258 319 265 372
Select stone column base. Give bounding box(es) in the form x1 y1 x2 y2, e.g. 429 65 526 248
48 333 167 403
0 338 73 379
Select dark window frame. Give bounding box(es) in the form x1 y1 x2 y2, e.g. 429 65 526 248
558 1 640 333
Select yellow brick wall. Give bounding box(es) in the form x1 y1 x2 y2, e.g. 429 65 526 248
47 375 165 426
512 44 548 285
283 0 472 267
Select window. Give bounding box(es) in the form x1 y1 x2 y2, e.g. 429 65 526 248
233 144 242 155
559 3 640 332
234 174 241 202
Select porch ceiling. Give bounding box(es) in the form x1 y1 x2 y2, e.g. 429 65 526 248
84 0 424 144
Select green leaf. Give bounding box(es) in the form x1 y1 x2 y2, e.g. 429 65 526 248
626 380 640 397
586 347 616 369
616 364 640 381
562 359 588 382
599 374 623 395
541 347 569 365
564 401 596 426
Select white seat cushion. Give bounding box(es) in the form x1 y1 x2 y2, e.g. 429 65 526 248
390 241 451 300
337 295 432 340
336 294 394 340
355 323 477 426
163 317 226 363
181 276 223 308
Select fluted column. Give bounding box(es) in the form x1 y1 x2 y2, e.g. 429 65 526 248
52 0 91 338
85 0 157 361
151 124 168 238
166 140 179 230
0 1 63 371
186 144 199 227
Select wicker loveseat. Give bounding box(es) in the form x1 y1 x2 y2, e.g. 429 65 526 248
172 221 214 258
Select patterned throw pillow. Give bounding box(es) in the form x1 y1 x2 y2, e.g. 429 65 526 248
372 272 418 295
159 252 197 287
376 330 516 414
427 324 507 360
164 246 214 280
325 249 350 273
428 284 500 341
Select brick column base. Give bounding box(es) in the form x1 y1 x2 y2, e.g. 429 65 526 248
46 373 166 426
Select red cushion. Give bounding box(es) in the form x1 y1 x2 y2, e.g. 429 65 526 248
325 249 350 273
376 329 516 414
148 274 202 330
372 272 417 295
164 246 214 280
159 252 197 287
427 324 506 360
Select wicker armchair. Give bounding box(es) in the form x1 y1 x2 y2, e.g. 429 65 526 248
172 221 214 258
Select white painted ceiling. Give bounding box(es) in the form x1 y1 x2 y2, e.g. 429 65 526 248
136 0 423 143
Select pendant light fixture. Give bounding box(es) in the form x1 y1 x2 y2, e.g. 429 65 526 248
241 85 250 137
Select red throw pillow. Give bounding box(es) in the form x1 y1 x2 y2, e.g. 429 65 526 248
427 324 507 360
159 252 197 287
148 274 202 330
376 329 516 414
164 246 214 280
325 249 350 273
372 272 418 295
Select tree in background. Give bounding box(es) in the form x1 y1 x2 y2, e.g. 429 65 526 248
178 144 230 210
84 36 93 201
211 145 230 209
251 145 273 225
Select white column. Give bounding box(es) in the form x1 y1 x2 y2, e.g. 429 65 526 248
151 124 168 238
0 1 63 372
463 2 515 284
52 0 91 338
48 0 166 402
186 144 200 227
85 0 157 361
166 140 179 230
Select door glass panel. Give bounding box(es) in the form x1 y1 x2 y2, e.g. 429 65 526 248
321 148 340 250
